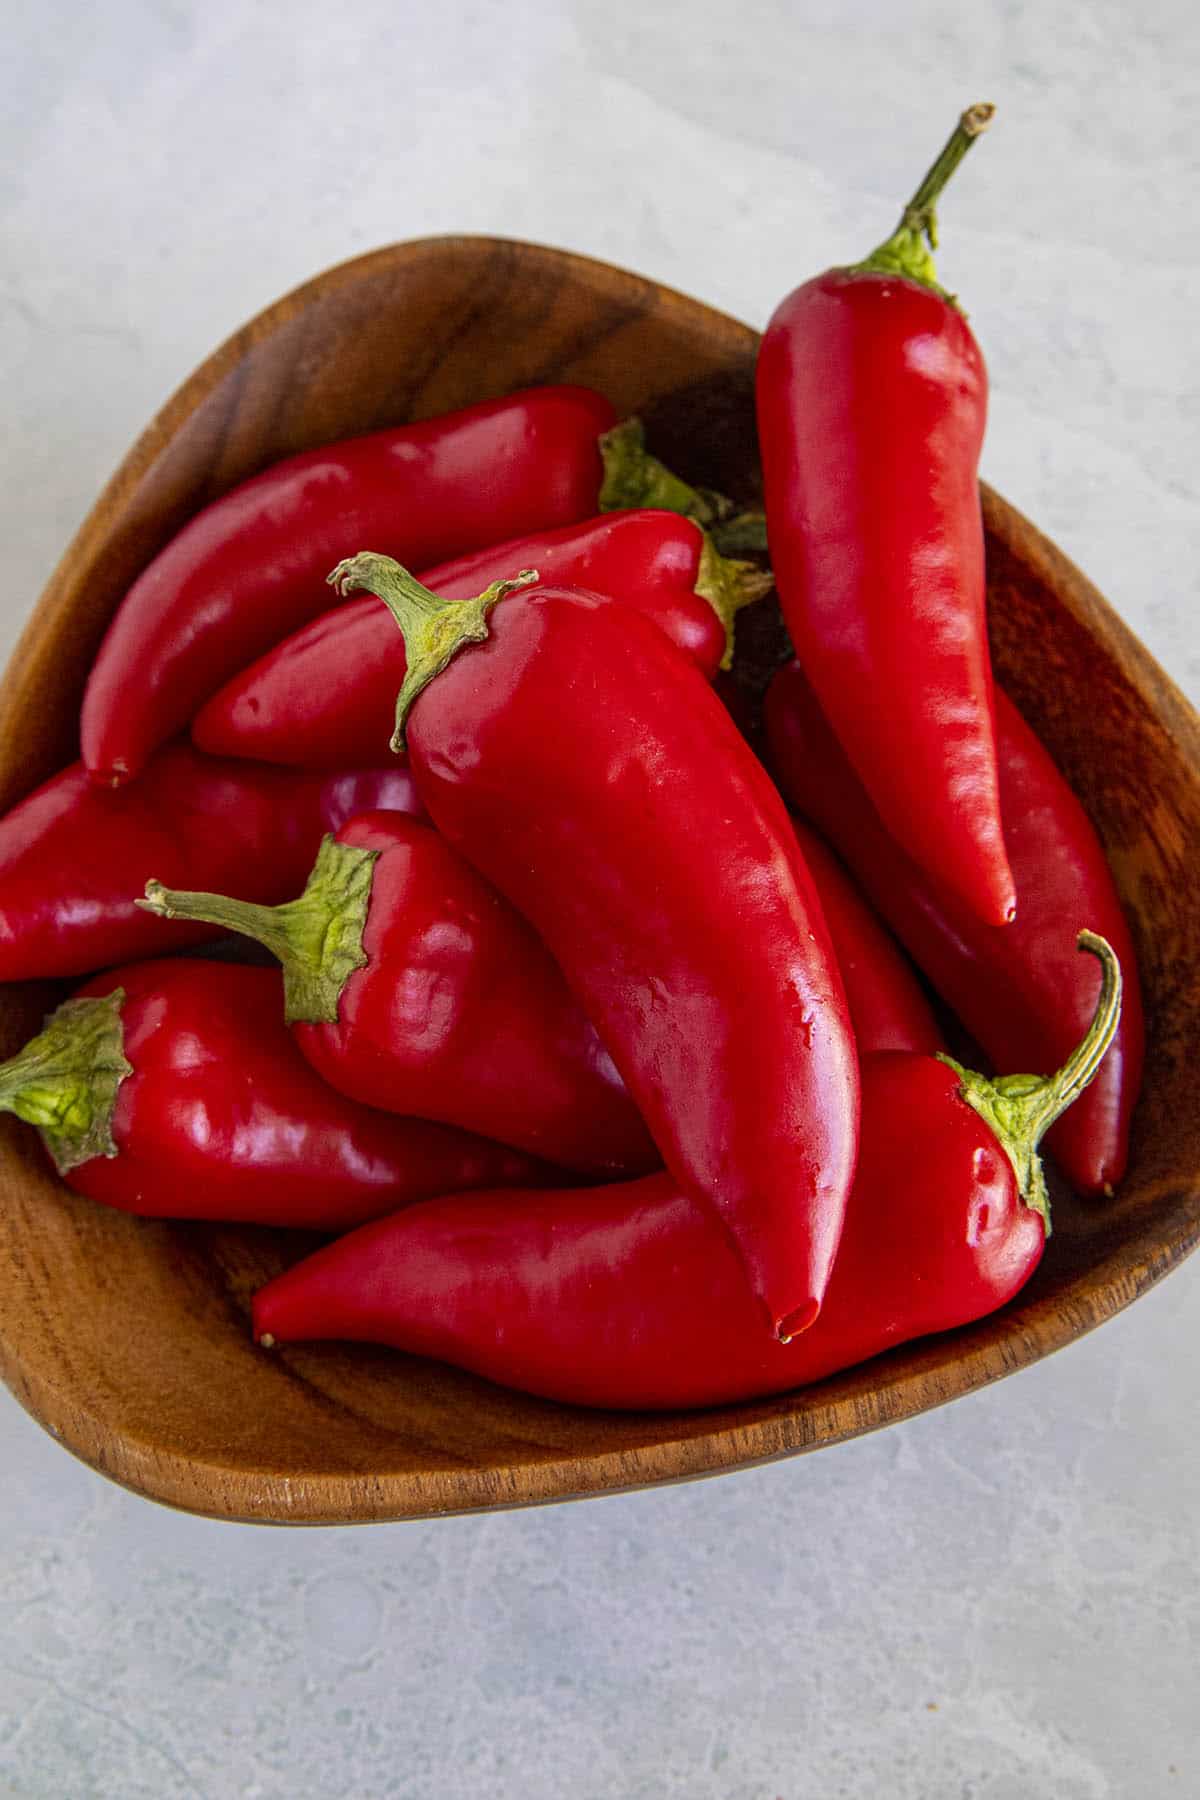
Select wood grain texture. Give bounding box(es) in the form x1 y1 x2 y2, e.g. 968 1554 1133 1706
1 237 1197 1524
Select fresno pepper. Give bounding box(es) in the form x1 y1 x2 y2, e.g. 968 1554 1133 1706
82 387 725 785
0 960 552 1227
252 936 1120 1410
765 659 1144 1195
139 812 658 1177
756 105 1015 926
0 743 421 981
190 512 772 770
325 553 859 1341
790 819 941 1057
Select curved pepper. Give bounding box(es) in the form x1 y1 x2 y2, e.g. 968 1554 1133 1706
0 960 553 1226
325 554 859 1342
139 811 658 1178
0 743 422 981
191 512 772 770
765 659 1144 1195
80 390 746 785
756 105 1015 925
252 937 1120 1410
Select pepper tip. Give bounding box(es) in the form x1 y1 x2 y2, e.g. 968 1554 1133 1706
777 1298 820 1344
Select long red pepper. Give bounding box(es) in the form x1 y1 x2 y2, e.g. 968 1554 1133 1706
0 961 553 1227
139 812 659 1177
756 105 1015 926
82 386 727 785
765 660 1144 1195
0 744 421 981
253 936 1120 1410
191 512 772 770
790 819 941 1057
325 553 859 1341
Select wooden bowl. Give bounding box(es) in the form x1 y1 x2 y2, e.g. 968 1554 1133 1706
1 238 1197 1524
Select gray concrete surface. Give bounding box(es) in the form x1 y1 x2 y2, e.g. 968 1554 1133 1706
1 3 1197 1795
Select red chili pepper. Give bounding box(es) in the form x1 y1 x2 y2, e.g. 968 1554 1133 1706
0 743 422 981
321 554 859 1341
191 512 772 771
790 819 941 1057
252 936 1120 1409
84 386 723 785
765 659 1145 1195
0 960 553 1227
138 811 659 1177
756 105 1015 926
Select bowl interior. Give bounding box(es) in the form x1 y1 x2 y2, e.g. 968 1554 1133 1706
1 236 1198 1523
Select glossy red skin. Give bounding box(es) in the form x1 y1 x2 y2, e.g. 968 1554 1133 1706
293 813 658 1177
65 961 551 1227
253 1054 1045 1411
192 511 730 769
765 660 1145 1194
757 270 1014 926
81 386 617 784
0 744 422 980
792 819 942 1056
404 585 859 1338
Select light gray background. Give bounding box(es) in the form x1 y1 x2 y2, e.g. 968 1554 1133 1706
2 3 1197 1796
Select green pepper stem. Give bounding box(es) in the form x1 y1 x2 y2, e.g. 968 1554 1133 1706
853 102 994 299
327 554 537 751
597 419 722 524
694 533 774 669
710 510 769 557
137 836 378 1025
0 990 132 1174
936 930 1123 1235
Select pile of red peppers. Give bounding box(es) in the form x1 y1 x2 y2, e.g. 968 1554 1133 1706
0 106 1144 1413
